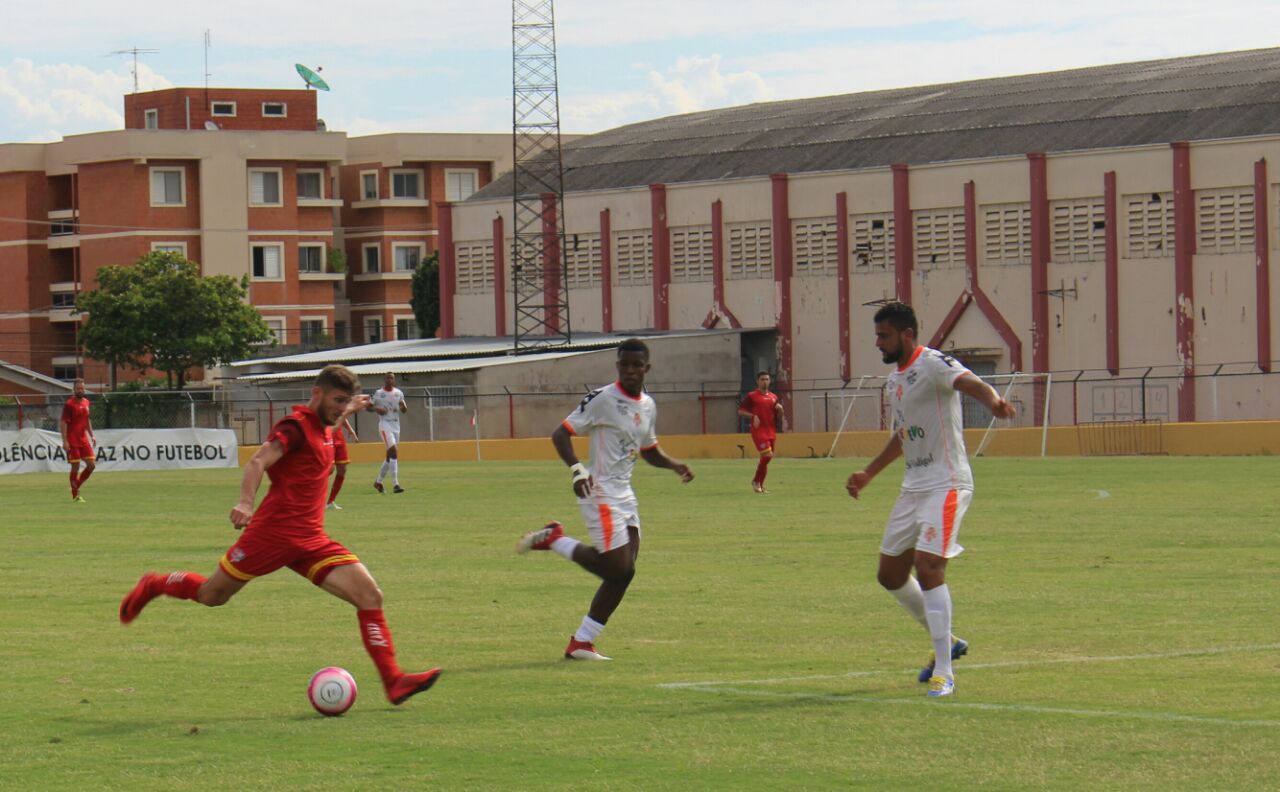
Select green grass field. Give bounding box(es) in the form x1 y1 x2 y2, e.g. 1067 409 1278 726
1 457 1277 790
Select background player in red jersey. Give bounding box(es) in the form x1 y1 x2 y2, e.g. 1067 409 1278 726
327 415 357 510
738 371 784 493
118 365 440 707
60 378 96 502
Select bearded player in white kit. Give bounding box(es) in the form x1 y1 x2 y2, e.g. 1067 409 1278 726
369 372 407 493
846 302 1015 697
516 338 694 661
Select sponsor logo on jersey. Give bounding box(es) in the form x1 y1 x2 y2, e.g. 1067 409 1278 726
905 453 935 470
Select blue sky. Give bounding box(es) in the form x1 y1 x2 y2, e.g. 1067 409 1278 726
2 0 1276 142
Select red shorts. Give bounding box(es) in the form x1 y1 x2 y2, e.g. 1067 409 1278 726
751 433 775 453
219 529 359 586
67 436 95 463
332 433 349 465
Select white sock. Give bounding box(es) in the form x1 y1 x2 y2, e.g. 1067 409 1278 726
390 459 399 485
550 536 581 560
574 615 605 643
889 576 930 630
377 462 389 483
922 584 954 680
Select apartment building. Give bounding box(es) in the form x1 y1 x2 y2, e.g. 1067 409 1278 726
0 86 509 385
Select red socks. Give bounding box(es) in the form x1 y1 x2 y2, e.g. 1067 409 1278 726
162 572 206 601
69 470 79 498
754 456 772 485
358 609 401 689
77 466 94 489
328 475 345 504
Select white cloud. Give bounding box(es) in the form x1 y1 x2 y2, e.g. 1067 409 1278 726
0 59 172 142
647 55 770 115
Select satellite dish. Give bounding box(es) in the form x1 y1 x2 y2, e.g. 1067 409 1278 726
295 64 330 91
204 120 219 130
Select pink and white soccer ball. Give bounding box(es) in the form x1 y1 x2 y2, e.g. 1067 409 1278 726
307 666 357 716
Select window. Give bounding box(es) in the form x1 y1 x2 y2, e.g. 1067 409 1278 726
362 244 381 274
391 170 423 199
670 226 714 282
565 233 602 288
210 101 236 117
792 218 838 277
396 318 420 340
300 319 326 345
249 169 282 206
151 242 187 256
298 245 324 274
262 102 287 117
445 169 479 202
364 317 383 344
52 365 78 381
260 319 285 345
914 208 965 268
393 243 423 272
144 109 158 130
251 244 283 279
51 292 76 308
296 170 324 199
613 231 654 285
150 168 184 206
1125 192 1175 258
726 223 772 279
982 203 1031 265
50 220 77 236
1197 187 1255 255
361 171 379 200
852 214 895 270
455 241 495 293
1051 199 1106 263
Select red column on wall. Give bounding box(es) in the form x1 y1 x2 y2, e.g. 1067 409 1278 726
835 191 851 382
770 173 793 425
1255 159 1271 373
1104 171 1120 374
1171 141 1196 422
437 202 455 339
492 215 506 337
650 183 670 330
600 208 613 332
891 163 913 304
1027 153 1051 426
541 193 561 335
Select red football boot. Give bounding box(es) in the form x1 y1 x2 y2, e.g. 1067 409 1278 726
119 573 165 624
387 668 442 705
564 638 611 661
516 521 564 554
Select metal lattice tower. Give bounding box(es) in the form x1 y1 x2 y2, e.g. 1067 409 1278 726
512 0 571 352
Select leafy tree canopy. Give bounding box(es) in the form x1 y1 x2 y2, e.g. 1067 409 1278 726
410 250 440 339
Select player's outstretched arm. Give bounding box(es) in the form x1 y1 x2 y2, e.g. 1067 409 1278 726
230 439 286 528
551 423 593 497
954 373 1017 419
640 446 694 483
846 435 902 499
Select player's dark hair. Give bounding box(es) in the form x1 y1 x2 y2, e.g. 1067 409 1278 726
874 301 918 334
617 338 649 359
756 370 770 378
316 365 360 393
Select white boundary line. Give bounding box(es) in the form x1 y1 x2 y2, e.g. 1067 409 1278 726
658 644 1280 728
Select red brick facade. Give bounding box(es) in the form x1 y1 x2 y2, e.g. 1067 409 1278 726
124 88 319 132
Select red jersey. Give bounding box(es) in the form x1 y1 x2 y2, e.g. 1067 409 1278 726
247 405 334 540
740 389 780 438
61 397 92 439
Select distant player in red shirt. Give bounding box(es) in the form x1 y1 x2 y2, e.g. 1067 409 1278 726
60 378 96 502
738 371 784 493
118 365 441 707
327 415 357 510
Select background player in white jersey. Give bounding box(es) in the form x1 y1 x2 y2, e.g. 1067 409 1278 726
368 372 407 493
516 338 694 661
846 302 1014 698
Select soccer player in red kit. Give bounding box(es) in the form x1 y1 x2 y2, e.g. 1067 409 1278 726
60 378 96 502
738 371 783 493
118 365 440 706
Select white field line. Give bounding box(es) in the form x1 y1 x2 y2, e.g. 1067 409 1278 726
658 643 1280 728
657 643 1280 689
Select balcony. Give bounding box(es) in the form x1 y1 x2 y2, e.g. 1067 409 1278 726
350 198 429 210
297 197 344 208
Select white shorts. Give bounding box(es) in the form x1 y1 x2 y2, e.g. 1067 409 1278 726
880 488 971 559
577 496 640 553
379 427 400 448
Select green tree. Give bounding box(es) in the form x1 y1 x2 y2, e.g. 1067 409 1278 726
77 251 275 388
410 250 440 339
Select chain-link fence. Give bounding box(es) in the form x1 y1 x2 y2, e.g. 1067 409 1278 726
5 362 1279 444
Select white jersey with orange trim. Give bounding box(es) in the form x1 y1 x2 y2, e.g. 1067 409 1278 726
562 381 659 501
887 346 974 493
371 387 405 432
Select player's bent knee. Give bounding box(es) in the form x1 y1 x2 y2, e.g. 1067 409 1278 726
354 586 384 610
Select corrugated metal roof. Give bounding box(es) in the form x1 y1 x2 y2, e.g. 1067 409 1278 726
474 47 1280 198
239 349 597 383
0 360 74 391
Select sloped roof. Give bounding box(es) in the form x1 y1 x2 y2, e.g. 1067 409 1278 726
475 47 1280 198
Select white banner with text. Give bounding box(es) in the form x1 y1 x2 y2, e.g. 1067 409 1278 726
0 428 238 475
